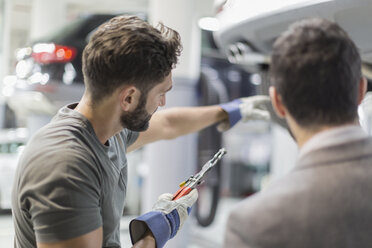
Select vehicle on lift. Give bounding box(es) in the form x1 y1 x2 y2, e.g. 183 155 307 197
214 0 372 88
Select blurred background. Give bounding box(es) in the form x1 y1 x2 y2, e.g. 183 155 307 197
1 0 372 247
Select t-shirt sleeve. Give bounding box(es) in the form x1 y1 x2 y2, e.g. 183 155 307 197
117 129 139 151
126 129 139 147
19 151 102 243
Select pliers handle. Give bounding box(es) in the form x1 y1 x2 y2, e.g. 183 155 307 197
173 185 193 201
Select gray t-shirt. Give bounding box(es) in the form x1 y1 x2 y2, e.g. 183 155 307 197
11 104 139 248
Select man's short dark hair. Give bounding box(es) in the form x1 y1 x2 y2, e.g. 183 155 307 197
82 15 182 105
270 18 362 128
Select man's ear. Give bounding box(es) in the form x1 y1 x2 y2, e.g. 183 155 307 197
119 86 139 111
358 77 368 105
269 86 286 118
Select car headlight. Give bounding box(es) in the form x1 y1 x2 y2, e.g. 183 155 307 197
15 59 34 79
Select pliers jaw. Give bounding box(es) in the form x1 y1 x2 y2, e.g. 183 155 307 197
196 148 227 181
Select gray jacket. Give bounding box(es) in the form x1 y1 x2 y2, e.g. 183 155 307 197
224 126 372 248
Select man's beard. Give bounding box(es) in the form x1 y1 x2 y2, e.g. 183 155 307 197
120 93 152 132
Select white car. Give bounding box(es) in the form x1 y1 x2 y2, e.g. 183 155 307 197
0 128 27 210
214 0 372 73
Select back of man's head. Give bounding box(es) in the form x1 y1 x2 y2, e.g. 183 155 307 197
270 17 361 128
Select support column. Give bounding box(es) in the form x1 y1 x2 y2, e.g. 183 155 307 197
0 0 12 129
141 1 201 247
0 0 12 80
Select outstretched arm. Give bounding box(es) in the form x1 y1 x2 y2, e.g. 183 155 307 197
128 105 227 152
127 95 276 152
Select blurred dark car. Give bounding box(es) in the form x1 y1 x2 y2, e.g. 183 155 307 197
8 14 117 110
26 14 117 84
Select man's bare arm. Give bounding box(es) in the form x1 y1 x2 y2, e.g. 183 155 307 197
128 105 227 152
37 227 103 248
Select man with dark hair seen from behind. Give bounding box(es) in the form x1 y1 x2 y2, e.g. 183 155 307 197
223 17 372 248
11 15 271 248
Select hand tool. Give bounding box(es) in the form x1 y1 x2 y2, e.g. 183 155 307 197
172 148 227 200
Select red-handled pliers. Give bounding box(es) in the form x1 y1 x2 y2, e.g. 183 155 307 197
172 148 227 200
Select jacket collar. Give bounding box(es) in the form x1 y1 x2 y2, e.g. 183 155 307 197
296 125 371 170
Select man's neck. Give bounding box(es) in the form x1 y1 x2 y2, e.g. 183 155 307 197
285 115 357 148
292 125 330 148
75 94 122 144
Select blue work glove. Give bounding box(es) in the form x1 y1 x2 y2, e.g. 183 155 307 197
218 95 271 131
129 189 198 248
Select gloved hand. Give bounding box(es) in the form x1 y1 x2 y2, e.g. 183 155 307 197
129 189 198 248
218 95 271 132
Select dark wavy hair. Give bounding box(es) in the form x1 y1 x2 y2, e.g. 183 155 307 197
270 18 361 128
82 15 182 105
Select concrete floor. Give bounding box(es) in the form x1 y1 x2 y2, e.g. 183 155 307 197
0 197 241 248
